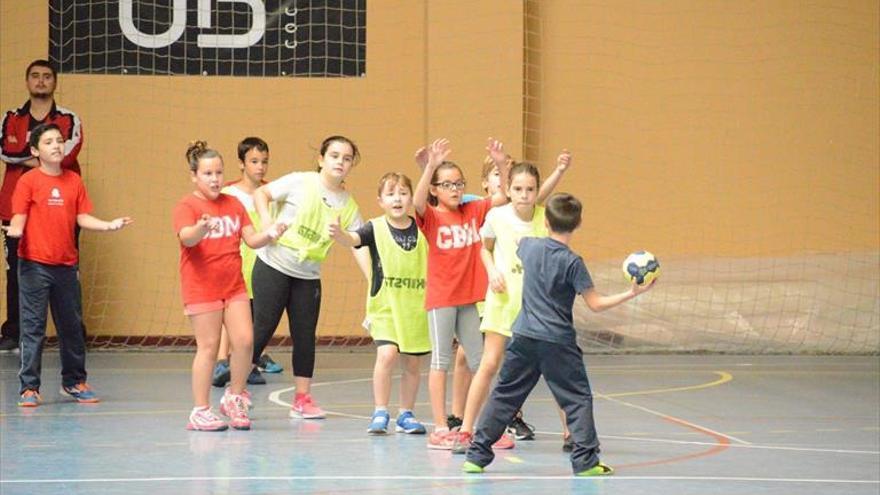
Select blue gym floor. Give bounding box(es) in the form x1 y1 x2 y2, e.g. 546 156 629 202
1 352 878 495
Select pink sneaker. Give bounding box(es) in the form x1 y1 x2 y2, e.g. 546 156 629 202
220 389 252 430
451 431 473 454
240 389 253 410
427 429 456 450
492 432 516 450
187 406 228 431
290 393 326 419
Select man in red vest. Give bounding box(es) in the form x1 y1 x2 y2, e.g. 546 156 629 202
0 59 84 353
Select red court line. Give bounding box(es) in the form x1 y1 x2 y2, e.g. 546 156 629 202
616 415 731 469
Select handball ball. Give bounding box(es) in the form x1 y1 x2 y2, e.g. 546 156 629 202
622 251 660 286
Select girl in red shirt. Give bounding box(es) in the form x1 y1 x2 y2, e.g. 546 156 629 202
413 138 509 448
173 141 287 431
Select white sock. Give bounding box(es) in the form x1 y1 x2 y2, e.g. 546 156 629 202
398 408 412 417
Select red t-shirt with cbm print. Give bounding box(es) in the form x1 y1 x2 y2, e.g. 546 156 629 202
416 197 492 309
173 193 251 305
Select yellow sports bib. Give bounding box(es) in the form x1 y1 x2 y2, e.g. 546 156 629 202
365 217 431 353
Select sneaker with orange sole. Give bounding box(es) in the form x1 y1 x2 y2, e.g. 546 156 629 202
60 382 100 403
18 389 41 407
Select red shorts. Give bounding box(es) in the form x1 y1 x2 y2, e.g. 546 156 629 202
184 291 249 316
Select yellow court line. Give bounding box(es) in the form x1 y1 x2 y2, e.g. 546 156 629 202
521 371 733 405
605 371 733 398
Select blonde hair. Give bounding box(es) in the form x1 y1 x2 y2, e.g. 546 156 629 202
480 153 513 191
377 172 413 196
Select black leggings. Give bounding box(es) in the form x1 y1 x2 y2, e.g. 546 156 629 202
251 257 322 378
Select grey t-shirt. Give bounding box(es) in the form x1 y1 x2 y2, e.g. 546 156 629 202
258 171 363 279
511 237 594 345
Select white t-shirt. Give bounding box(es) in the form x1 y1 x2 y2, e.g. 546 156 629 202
222 183 256 211
258 171 363 279
480 204 544 274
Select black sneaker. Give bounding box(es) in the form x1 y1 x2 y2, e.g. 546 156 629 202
446 414 463 430
247 366 266 385
507 410 535 440
0 335 18 353
562 434 573 452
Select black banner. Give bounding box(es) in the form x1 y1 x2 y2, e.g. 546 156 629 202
49 0 366 77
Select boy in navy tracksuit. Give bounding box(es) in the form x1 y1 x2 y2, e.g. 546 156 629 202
462 192 655 476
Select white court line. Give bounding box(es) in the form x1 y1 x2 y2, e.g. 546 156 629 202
0 475 877 484
600 394 752 445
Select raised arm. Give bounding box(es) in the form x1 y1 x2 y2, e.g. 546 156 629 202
486 138 510 207
537 149 571 204
413 138 451 216
581 280 655 312
77 214 133 232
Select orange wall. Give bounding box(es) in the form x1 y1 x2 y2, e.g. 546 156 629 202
1 1 876 338
0 1 522 337
527 0 879 259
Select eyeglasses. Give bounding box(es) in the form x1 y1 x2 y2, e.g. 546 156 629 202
432 181 466 191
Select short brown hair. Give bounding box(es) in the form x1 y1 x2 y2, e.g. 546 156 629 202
545 193 582 233
237 137 269 161
26 59 56 79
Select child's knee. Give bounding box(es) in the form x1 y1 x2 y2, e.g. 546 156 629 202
231 332 253 350
401 354 421 373
196 338 220 353
375 348 398 369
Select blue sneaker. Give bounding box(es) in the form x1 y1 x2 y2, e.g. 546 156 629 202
18 389 41 407
258 354 283 374
212 360 230 388
60 382 100 403
367 410 390 434
247 366 266 385
395 411 427 434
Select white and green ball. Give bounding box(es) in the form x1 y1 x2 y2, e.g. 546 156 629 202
622 251 660 286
